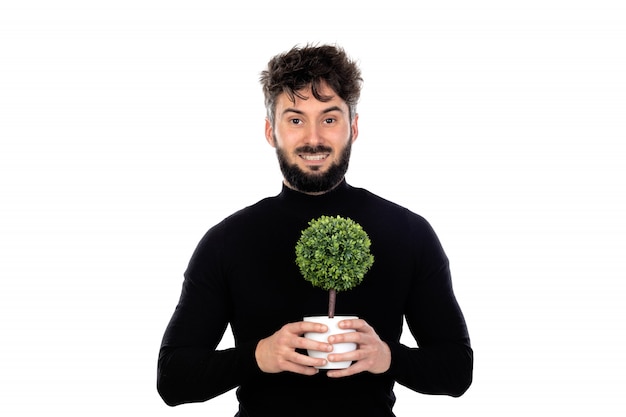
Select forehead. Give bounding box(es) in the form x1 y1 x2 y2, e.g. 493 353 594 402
275 83 348 114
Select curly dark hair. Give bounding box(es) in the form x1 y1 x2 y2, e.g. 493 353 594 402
260 44 363 125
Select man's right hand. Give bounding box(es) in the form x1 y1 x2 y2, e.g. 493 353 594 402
255 321 333 375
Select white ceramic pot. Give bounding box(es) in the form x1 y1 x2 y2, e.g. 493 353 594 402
303 316 358 369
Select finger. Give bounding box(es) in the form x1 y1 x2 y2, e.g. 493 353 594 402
328 331 362 345
281 361 321 376
297 337 334 353
326 361 366 378
287 321 329 335
297 353 329 369
285 352 327 374
337 318 367 330
327 348 362 365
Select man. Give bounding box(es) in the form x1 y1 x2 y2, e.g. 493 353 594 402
157 44 473 416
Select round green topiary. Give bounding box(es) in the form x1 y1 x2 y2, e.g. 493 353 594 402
295 215 374 293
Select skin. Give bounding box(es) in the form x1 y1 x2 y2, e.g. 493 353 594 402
264 82 358 195
256 82 392 377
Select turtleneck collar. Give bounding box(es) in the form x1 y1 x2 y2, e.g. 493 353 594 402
278 179 351 202
275 180 358 220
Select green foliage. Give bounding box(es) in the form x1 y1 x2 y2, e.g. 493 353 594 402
295 215 374 292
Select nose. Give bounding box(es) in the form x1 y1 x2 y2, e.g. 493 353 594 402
305 125 324 146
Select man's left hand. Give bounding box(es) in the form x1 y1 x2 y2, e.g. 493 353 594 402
325 318 391 378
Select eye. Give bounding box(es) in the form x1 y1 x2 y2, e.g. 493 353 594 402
290 118 302 125
323 118 336 124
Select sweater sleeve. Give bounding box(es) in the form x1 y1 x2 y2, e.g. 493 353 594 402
156 225 263 406
387 218 473 397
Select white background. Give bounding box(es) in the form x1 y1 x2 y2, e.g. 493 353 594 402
1 1 625 415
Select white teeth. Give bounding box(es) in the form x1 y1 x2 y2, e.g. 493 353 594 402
301 154 328 160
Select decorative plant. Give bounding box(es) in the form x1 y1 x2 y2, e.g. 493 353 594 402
295 215 374 318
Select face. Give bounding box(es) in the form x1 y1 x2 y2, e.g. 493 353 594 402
265 82 359 194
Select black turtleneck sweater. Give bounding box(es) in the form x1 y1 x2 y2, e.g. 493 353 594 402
157 181 473 416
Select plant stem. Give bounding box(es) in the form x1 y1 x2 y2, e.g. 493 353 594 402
328 289 336 319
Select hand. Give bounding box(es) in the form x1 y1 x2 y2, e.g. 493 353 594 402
255 321 333 376
325 318 391 378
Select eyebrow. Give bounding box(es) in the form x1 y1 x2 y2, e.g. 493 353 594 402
281 105 345 117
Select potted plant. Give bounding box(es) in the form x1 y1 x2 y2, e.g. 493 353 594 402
295 215 374 368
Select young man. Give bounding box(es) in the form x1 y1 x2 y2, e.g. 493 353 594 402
157 44 473 416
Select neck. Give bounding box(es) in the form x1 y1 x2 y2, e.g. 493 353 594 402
283 177 345 196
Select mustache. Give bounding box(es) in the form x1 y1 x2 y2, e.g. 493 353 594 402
295 145 333 154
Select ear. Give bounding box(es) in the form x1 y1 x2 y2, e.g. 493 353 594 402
265 118 276 148
350 113 359 144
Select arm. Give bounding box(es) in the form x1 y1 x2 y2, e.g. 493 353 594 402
388 220 473 397
156 227 261 406
300 217 472 394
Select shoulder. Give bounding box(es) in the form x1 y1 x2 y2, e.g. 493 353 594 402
346 185 444 249
186 194 283 270
348 185 431 226
207 194 281 237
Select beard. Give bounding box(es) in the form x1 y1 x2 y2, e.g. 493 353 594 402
275 139 352 194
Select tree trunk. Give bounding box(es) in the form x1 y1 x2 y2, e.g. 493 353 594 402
328 289 336 318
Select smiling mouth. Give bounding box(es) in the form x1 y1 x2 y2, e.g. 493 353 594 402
300 153 329 161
